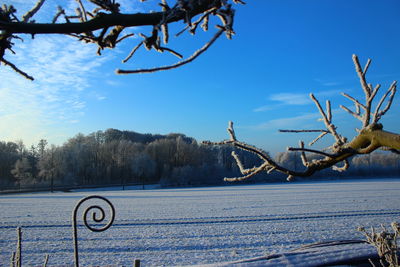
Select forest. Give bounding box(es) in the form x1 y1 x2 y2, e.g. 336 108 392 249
0 128 399 191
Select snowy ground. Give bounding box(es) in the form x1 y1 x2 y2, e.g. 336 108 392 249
1 179 400 266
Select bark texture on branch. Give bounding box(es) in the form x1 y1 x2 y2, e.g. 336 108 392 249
1 1 215 34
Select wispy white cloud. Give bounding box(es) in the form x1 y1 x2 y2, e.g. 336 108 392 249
314 78 341 87
0 34 112 145
88 91 107 101
253 105 278 112
253 89 344 112
253 112 320 130
269 93 312 105
253 93 310 112
2 0 147 145
249 108 344 131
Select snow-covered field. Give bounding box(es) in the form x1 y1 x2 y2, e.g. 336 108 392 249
1 179 400 266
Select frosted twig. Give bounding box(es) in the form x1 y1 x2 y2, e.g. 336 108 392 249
227 121 236 141
158 46 183 58
175 8 215 36
281 127 330 146
369 84 380 102
224 161 269 182
75 0 87 22
287 147 335 158
189 9 216 34
175 26 189 37
231 151 257 175
358 223 399 267
117 28 224 74
116 33 135 44
353 55 371 96
373 81 397 123
341 92 367 111
353 55 376 127
159 0 169 44
310 93 343 145
22 0 46 22
340 104 363 121
298 141 309 167
52 6 65 23
122 42 143 63
279 129 328 133
310 93 330 124
309 132 328 146
1 59 34 80
332 159 349 172
362 58 371 75
326 100 332 122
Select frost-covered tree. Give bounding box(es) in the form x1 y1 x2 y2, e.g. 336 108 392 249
205 55 399 182
37 139 48 159
131 152 157 185
0 141 19 186
0 0 244 80
11 157 33 187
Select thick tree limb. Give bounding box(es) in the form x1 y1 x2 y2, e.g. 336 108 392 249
1 1 217 34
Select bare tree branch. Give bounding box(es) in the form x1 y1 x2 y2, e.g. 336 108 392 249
340 104 363 121
1 58 34 80
116 28 224 74
1 0 244 79
22 0 46 23
75 0 88 22
373 81 397 123
279 129 328 133
353 55 371 96
287 147 335 158
298 141 309 167
310 93 344 147
332 159 349 172
206 55 400 182
352 54 375 127
341 92 366 111
309 132 328 146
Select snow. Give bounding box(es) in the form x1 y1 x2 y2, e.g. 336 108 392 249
1 179 400 266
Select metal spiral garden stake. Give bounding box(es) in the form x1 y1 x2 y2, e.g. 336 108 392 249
72 195 115 267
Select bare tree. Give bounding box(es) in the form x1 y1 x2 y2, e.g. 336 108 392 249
204 55 399 182
0 0 244 80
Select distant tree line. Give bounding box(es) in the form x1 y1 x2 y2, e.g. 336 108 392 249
0 129 399 191
0 129 262 190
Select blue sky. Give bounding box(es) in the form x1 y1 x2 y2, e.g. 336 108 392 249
1 0 400 154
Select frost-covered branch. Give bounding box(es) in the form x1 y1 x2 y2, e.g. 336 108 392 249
206 55 400 182
0 0 244 79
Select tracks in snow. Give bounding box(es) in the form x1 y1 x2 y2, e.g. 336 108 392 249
1 209 400 229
